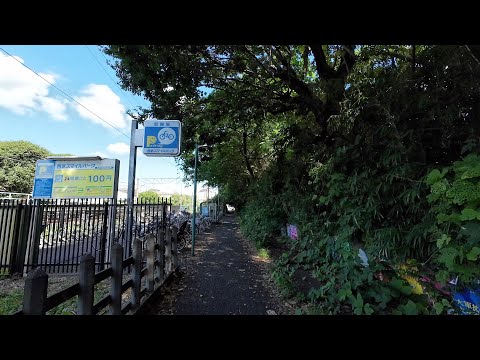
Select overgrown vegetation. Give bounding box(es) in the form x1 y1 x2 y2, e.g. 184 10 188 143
105 45 480 314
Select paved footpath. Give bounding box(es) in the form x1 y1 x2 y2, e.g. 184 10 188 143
141 214 291 315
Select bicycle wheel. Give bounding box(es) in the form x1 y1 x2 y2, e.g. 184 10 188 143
177 233 187 251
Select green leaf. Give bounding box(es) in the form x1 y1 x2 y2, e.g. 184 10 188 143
441 299 451 307
459 208 480 221
363 303 374 315
437 213 450 224
390 278 413 295
461 165 480 180
351 293 364 315
436 234 451 249
402 300 419 315
438 247 459 269
337 288 347 301
426 169 445 185
433 302 444 315
466 247 480 261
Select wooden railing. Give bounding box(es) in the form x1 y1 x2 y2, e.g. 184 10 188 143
14 226 179 315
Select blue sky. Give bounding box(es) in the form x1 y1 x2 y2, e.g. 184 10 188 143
0 45 212 198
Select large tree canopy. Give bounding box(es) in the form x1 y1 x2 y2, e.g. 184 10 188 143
105 45 480 314
104 45 480 193
0 140 51 193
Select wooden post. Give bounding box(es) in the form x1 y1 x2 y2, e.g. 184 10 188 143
23 268 48 315
146 234 155 293
109 243 123 315
131 238 142 309
156 230 164 284
77 254 95 315
172 226 179 270
165 226 172 274
158 229 165 275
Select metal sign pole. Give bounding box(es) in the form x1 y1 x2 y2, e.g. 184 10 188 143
126 120 138 249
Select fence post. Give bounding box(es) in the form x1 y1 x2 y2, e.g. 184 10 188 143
146 234 155 292
172 225 179 270
131 238 142 309
77 254 95 315
9 202 24 275
109 243 123 315
99 201 109 271
23 268 48 315
15 202 33 276
29 199 44 271
165 226 172 274
156 230 164 284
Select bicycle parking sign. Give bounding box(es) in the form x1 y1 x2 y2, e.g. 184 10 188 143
143 119 182 157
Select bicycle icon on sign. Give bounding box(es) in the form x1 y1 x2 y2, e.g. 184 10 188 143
159 131 174 141
157 128 176 145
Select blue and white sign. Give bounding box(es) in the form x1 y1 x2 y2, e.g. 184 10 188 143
143 119 182 157
32 159 55 198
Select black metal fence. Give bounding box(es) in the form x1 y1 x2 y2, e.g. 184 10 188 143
0 198 171 275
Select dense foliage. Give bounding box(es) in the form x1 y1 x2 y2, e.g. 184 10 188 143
138 190 161 202
138 190 192 209
170 193 192 210
105 45 480 314
0 141 51 193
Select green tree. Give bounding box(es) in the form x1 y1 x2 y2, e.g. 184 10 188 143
105 45 480 314
138 190 160 203
0 141 51 193
170 193 192 210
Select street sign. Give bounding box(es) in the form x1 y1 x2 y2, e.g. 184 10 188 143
33 158 119 199
143 119 182 156
32 160 55 198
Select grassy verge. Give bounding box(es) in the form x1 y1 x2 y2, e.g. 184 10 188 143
0 290 23 315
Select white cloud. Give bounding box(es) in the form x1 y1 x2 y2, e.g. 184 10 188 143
73 84 130 130
0 52 68 120
38 97 68 121
107 142 130 155
91 151 109 158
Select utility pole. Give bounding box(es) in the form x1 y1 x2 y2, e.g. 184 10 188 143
191 143 207 256
191 142 199 256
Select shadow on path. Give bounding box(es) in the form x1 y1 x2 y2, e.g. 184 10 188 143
141 214 291 315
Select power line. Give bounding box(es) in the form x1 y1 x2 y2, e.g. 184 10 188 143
0 47 130 139
84 45 142 111
99 48 144 106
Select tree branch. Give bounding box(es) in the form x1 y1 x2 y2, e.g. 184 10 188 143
335 45 356 78
308 44 335 79
242 130 255 180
